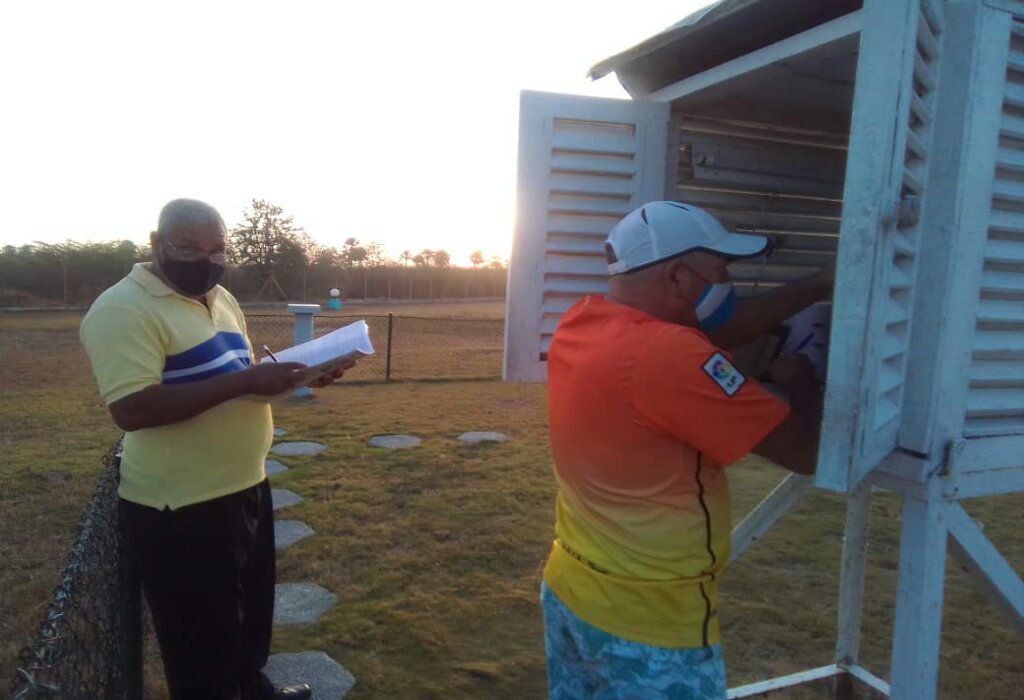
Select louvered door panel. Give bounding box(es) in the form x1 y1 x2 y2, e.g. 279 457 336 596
504 92 669 382
965 22 1024 436
818 0 945 492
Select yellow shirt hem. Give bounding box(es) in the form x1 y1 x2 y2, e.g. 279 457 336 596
543 541 721 649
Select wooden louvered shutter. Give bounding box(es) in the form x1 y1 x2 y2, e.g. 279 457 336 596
962 14 1024 438
504 91 670 382
817 0 945 492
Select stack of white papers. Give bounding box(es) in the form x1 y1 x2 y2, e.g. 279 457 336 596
260 319 374 386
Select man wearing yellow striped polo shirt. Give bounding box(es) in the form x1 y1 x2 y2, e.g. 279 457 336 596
81 199 342 700
543 202 831 699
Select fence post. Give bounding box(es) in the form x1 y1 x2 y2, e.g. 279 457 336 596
63 254 69 306
385 313 394 383
288 303 321 399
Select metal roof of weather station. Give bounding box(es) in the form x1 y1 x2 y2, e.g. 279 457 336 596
588 0 864 98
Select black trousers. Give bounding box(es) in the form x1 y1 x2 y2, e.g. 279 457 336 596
120 479 276 700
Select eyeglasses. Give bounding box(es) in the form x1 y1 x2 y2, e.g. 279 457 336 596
161 240 229 266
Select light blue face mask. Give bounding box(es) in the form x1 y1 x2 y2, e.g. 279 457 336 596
694 282 737 332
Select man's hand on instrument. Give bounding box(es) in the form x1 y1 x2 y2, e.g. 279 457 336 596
770 353 819 394
810 260 836 292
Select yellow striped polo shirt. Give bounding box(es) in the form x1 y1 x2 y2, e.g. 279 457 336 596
80 263 272 510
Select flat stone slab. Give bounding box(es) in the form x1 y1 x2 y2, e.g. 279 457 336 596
263 651 356 699
272 489 304 511
271 441 327 457
273 428 289 437
274 582 338 625
367 434 422 449
276 520 315 550
457 431 509 444
265 459 289 477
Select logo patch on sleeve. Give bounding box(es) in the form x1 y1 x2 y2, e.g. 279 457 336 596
703 352 746 397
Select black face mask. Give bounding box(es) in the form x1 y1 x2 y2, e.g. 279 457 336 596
159 249 225 296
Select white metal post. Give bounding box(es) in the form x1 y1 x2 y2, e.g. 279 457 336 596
288 303 320 399
889 494 949 699
729 474 810 563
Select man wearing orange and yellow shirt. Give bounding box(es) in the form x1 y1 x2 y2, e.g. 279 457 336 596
542 201 832 699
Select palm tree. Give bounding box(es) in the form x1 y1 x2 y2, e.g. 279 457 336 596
400 250 412 267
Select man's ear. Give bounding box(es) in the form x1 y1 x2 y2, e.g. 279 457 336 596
149 231 159 249
665 258 691 292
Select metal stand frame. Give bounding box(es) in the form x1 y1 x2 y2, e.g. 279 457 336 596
726 463 1024 699
256 272 288 301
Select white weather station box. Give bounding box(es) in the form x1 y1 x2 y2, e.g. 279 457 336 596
502 1 1024 698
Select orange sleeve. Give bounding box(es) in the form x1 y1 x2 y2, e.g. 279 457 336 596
631 325 790 466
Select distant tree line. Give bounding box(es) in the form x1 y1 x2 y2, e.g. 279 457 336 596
0 199 507 307
0 240 149 306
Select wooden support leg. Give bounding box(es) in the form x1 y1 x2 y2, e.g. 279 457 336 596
836 482 873 668
730 474 811 563
946 502 1024 638
834 482 873 698
889 495 948 699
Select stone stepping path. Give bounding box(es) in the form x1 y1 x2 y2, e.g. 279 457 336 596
265 426 513 690
265 459 289 477
367 434 422 449
276 520 315 550
274 582 338 625
458 431 508 443
263 651 356 699
266 429 355 692
272 489 304 511
272 441 327 457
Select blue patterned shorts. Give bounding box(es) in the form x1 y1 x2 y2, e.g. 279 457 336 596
541 583 727 700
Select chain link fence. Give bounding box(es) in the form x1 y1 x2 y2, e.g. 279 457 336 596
0 253 507 308
10 445 143 700
245 314 505 382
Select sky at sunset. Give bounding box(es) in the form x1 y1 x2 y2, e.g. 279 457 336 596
0 1 712 265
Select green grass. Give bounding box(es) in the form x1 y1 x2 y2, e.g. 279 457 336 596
0 311 124 691
1 305 1022 698
269 381 551 698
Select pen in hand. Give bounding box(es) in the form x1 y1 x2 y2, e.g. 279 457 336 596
262 345 279 363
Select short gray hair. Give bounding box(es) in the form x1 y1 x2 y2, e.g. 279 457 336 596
156 199 225 240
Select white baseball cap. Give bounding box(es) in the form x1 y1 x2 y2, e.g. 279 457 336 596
605 201 769 275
